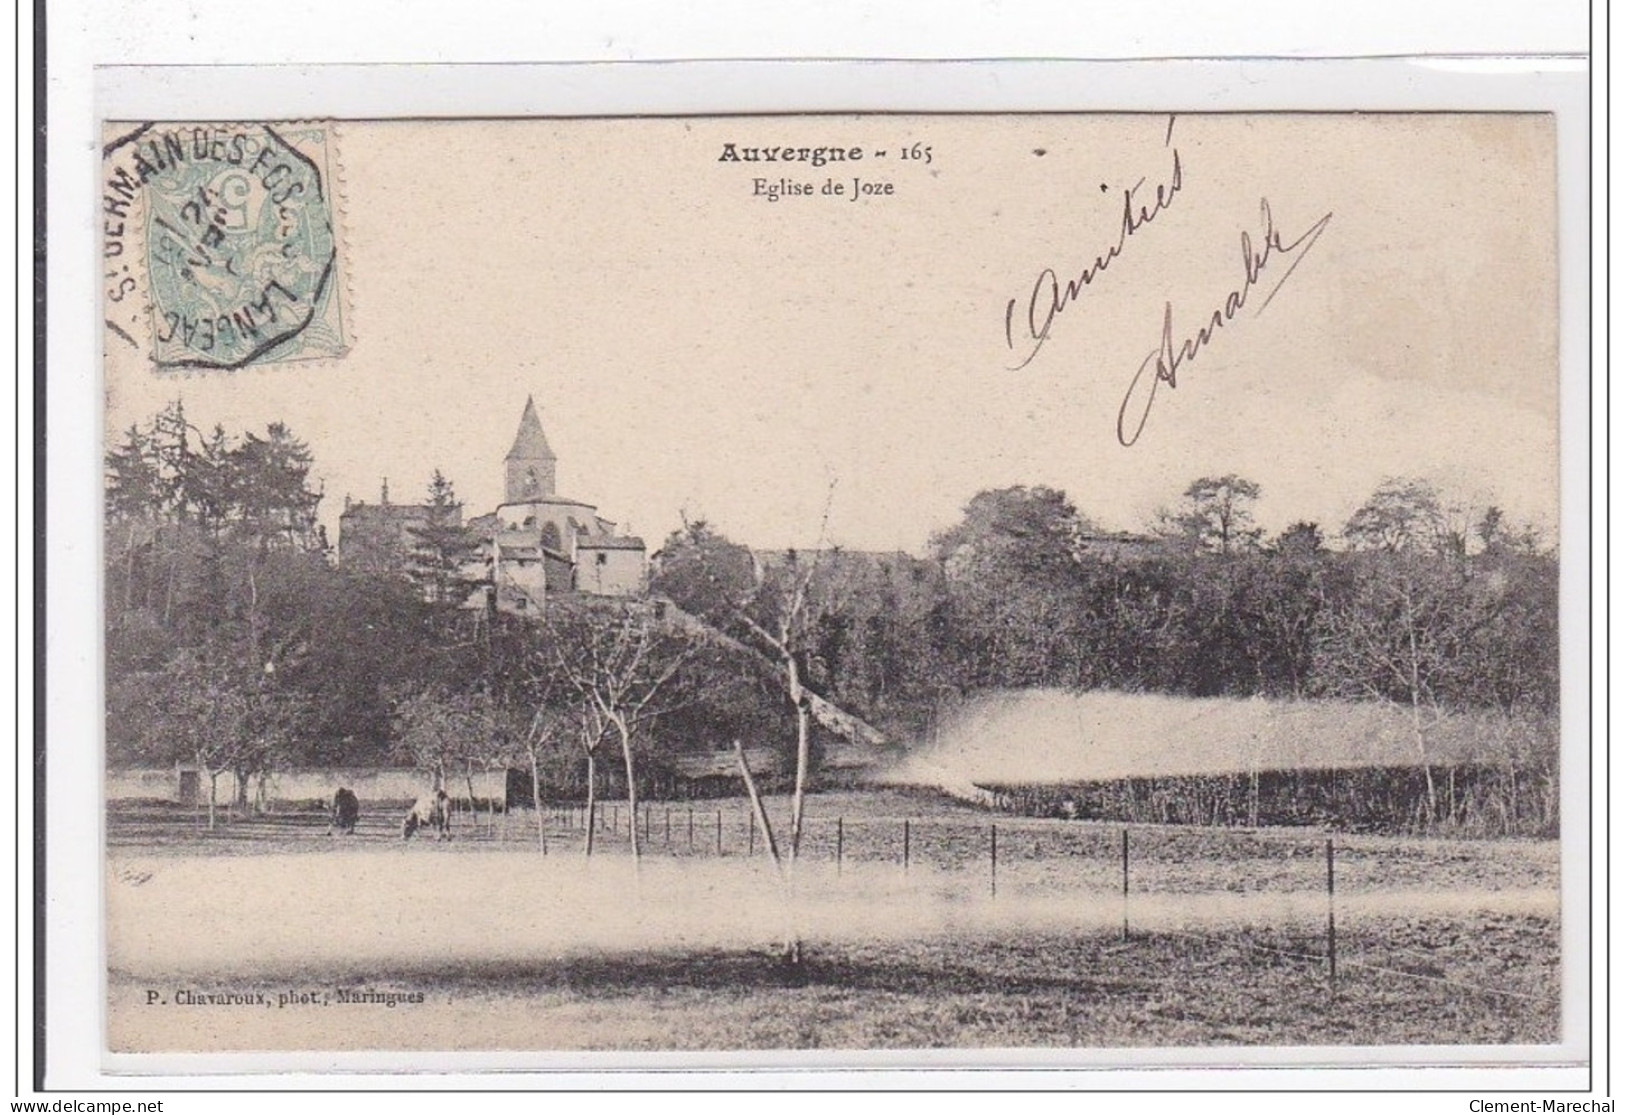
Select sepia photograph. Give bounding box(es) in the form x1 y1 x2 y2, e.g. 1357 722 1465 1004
98 110 1567 1060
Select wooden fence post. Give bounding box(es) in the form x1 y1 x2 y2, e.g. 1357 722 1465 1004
903 819 911 873
716 809 723 856
990 823 998 898
837 816 844 876
1326 837 1337 988
687 804 694 849
1121 828 1130 942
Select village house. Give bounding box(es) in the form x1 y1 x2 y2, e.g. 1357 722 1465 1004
336 478 461 575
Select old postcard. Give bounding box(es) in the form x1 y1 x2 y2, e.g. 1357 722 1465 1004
100 110 1569 1064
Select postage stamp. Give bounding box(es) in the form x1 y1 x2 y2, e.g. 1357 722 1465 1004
102 121 348 371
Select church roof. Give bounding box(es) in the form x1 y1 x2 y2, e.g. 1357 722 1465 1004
496 496 596 512
506 395 555 461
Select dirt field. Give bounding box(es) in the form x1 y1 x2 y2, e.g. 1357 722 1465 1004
105 789 1563 1053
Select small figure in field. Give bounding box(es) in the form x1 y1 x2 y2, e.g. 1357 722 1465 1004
329 787 361 835
402 789 451 841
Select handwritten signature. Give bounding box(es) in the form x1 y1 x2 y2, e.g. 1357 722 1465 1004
1116 200 1334 447
1004 116 1183 372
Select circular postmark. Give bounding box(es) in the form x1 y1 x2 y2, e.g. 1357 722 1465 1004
107 123 340 371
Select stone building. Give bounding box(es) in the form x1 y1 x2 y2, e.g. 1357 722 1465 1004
338 397 648 615
336 479 461 576
470 396 647 615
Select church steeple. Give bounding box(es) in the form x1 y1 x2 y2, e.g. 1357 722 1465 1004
505 395 557 502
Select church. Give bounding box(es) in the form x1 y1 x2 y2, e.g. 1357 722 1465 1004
338 397 648 614
467 396 648 614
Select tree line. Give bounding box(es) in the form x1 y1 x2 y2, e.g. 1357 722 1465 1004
652 478 1558 831
105 406 1559 836
104 405 802 832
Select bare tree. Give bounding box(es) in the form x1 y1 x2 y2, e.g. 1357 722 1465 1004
235 667 309 814
131 647 252 829
508 694 573 855
390 686 505 830
696 540 835 972
651 494 877 870
736 551 828 862
576 700 609 857
1312 552 1508 826
546 601 694 867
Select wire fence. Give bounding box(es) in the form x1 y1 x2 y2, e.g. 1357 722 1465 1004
106 795 1559 1008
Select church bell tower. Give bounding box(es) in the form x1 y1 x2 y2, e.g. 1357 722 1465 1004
505 395 557 503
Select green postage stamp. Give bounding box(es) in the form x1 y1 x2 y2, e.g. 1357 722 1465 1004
102 121 349 371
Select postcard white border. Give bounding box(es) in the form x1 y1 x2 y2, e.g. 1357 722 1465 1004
42 56 1593 1094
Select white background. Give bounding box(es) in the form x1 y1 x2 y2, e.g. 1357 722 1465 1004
19 0 1604 1110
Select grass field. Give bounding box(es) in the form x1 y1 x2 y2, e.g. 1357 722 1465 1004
105 789 1562 1054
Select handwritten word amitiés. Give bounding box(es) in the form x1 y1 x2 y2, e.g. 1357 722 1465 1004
1005 115 1183 371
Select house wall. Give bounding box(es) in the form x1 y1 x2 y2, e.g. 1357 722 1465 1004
578 547 646 596
494 551 547 614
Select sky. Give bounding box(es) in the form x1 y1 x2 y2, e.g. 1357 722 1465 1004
104 114 1559 554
